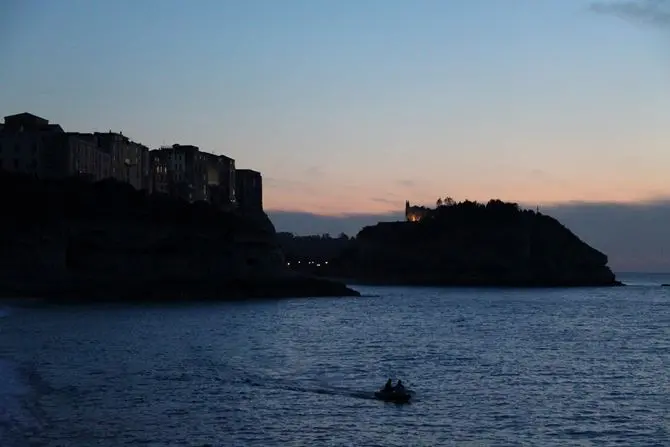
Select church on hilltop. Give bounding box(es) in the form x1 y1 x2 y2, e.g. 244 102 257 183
405 200 429 222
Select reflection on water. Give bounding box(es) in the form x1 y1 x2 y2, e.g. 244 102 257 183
0 282 669 446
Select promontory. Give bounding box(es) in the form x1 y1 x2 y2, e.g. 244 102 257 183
286 199 621 287
0 171 359 302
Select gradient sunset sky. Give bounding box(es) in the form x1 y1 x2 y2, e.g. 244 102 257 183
2 0 668 215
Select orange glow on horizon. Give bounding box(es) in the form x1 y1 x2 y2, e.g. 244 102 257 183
261 153 670 215
264 186 670 216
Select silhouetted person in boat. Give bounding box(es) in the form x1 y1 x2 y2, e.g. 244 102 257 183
383 378 393 392
394 380 405 392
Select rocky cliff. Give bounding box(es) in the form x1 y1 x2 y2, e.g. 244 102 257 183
0 171 359 302
325 200 620 287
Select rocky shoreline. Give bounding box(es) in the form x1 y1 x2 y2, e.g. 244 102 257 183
322 276 624 288
0 275 360 304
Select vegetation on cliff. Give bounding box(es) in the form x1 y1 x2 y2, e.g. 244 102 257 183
0 170 359 301
289 199 620 287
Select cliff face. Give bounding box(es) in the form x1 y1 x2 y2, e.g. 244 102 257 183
0 172 358 301
327 200 618 287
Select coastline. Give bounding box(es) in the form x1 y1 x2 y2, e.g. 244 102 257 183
0 275 361 304
320 276 624 288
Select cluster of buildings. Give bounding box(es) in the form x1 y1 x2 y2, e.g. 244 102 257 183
0 112 262 212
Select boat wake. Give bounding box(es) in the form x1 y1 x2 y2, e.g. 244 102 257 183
220 372 418 403
240 376 378 401
200 358 418 403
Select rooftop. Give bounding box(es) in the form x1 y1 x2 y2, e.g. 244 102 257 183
3 112 49 123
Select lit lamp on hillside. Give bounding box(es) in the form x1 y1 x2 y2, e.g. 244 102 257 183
124 158 137 184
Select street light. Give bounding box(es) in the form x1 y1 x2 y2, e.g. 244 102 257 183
124 158 137 186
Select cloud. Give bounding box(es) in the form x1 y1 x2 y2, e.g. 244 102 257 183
268 199 670 272
589 0 670 27
371 197 400 205
397 179 416 187
527 169 566 187
303 166 322 177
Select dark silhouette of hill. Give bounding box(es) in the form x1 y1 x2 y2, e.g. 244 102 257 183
268 200 670 273
318 199 620 287
0 170 358 302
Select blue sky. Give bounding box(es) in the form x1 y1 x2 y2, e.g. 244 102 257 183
2 0 669 214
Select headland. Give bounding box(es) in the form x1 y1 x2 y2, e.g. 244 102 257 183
0 112 358 302
280 198 622 288
0 170 359 303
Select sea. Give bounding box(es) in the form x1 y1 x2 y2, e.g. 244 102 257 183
0 272 669 446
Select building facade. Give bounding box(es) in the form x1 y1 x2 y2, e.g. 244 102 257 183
2 113 265 207
150 144 207 202
150 149 171 195
0 113 151 188
150 145 238 207
95 132 149 190
235 169 263 212
0 113 65 178
202 152 236 209
41 133 111 182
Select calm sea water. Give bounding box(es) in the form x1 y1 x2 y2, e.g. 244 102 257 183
1 273 669 446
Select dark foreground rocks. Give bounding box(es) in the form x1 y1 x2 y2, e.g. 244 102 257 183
0 171 359 303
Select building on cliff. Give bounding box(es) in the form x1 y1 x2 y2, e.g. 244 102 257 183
150 144 237 208
236 169 263 212
1 113 263 206
0 113 150 187
0 113 110 182
405 200 429 222
150 144 204 201
95 132 150 190
44 132 111 182
60 131 149 187
202 152 236 210
0 112 66 178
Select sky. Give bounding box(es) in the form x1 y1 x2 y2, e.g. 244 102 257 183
2 0 669 270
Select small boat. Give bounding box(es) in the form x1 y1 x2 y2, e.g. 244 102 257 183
374 388 412 404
